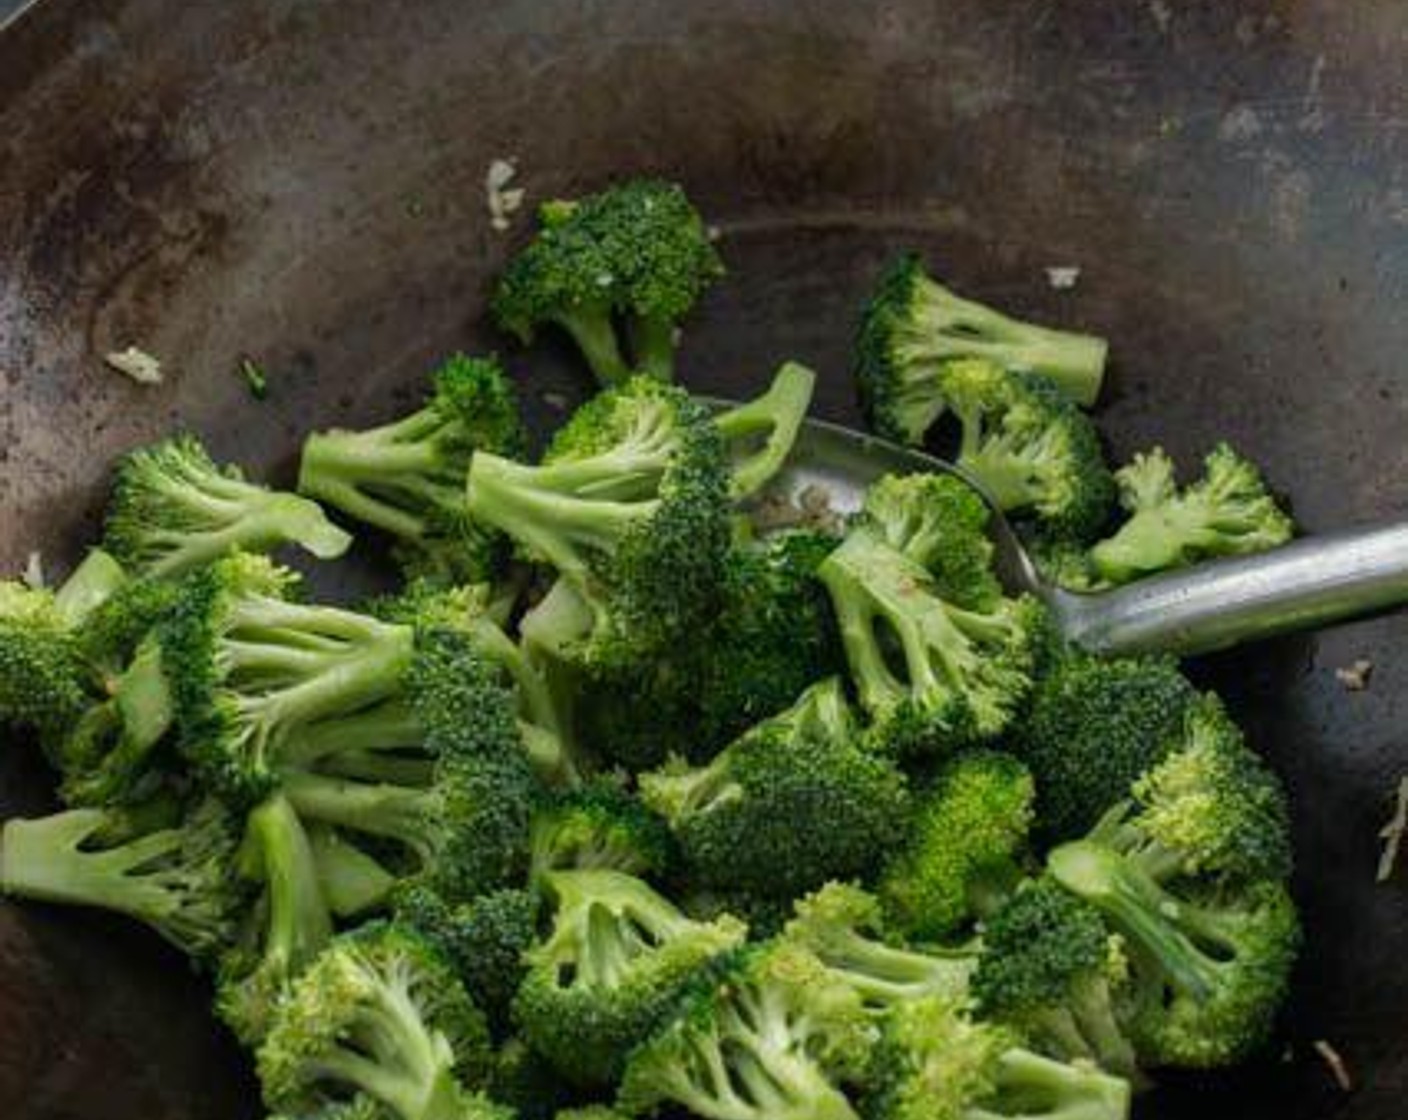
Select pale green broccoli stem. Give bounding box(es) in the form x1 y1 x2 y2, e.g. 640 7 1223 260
246 794 334 985
279 701 424 774
114 636 174 751
815 934 976 1008
153 486 350 578
627 312 679 383
307 823 396 918
954 411 1063 515
989 1046 1132 1119
555 307 633 387
540 871 696 987
638 752 739 822
280 770 434 864
53 549 128 624
913 280 1107 407
713 362 817 499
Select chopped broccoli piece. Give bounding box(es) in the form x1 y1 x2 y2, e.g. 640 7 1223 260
855 253 1108 444
307 822 399 918
216 793 334 1045
712 361 816 498
1089 444 1294 583
467 378 731 672
257 921 493 1120
820 524 1048 756
1015 654 1198 842
298 355 526 583
619 941 872 1120
530 780 674 880
52 548 129 624
639 678 910 900
0 797 244 960
0 579 91 747
103 434 351 578
863 993 1132 1120
492 179 724 385
514 869 745 1087
938 360 1115 540
879 751 1035 939
783 882 978 1012
973 879 1138 1078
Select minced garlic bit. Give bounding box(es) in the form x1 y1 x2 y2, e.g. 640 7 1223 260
486 158 526 232
104 346 163 384
1377 776 1408 883
1335 658 1374 691
1046 266 1081 290
21 551 44 590
1312 1039 1353 1092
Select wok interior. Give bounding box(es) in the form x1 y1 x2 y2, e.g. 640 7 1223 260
0 2 1405 1117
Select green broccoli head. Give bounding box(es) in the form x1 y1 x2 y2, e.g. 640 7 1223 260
395 885 539 1039
879 750 1035 939
1090 443 1294 583
783 882 978 1013
103 434 350 578
298 354 526 584
257 921 493 1120
529 779 674 880
711 361 816 498
940 359 1115 541
820 526 1048 756
216 793 334 1045
619 941 872 1120
863 993 1132 1120
858 472 1001 607
1049 842 1300 1070
491 179 724 385
0 797 245 961
467 377 731 673
513 869 746 1087
638 678 911 900
1016 653 1198 842
0 579 91 747
855 253 1108 445
973 879 1138 1078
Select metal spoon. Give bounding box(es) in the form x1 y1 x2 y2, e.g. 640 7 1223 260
729 407 1408 658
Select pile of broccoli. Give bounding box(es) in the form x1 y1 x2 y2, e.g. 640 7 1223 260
0 179 1304 1120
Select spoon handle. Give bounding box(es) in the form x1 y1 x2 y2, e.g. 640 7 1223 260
1054 521 1408 656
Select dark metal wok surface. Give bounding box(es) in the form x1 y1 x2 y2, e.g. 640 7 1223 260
1 1 1406 1117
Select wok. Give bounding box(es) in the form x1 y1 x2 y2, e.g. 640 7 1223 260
0 0 1404 1117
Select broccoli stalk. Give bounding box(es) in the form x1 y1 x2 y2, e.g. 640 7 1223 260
298 355 526 582
820 526 1047 755
514 869 746 1086
711 361 816 499
257 922 493 1120
103 434 350 578
1089 444 1294 583
0 799 242 960
52 548 129 624
856 254 1107 445
529 780 674 880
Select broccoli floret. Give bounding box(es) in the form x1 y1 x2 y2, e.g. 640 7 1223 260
396 885 539 1038
619 941 872 1120
491 179 724 386
879 751 1035 939
1015 654 1198 842
468 378 731 672
711 361 816 498
973 879 1138 1078
103 434 351 578
783 883 978 1012
863 994 1132 1120
858 472 1001 606
514 869 745 1087
820 525 1048 756
855 254 1108 444
216 794 334 1045
1048 842 1300 1069
581 528 842 770
257 921 493 1120
0 797 244 960
0 579 91 747
939 359 1115 541
639 678 910 900
530 780 674 880
298 355 526 583
1089 444 1294 584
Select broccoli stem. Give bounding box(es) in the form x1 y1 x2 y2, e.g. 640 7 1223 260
279 701 424 773
627 312 678 382
307 822 397 918
822 933 975 1007
555 308 633 387
1089 508 1206 582
245 793 334 980
712 362 816 499
986 1045 1132 1118
153 492 352 577
53 549 128 624
281 770 432 864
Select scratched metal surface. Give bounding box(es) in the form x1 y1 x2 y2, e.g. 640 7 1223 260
0 1 1405 1117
